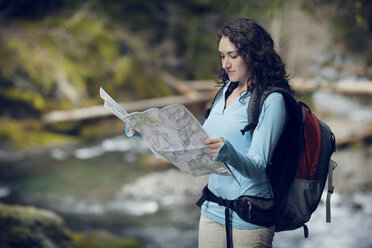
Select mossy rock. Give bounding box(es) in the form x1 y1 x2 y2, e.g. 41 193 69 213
0 118 77 150
72 230 142 248
0 203 73 248
78 118 125 141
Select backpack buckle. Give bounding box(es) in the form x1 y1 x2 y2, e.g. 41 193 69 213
328 186 334 194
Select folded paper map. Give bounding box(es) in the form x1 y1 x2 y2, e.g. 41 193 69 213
99 87 233 177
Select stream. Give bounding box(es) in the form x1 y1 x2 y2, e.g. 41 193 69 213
1 90 372 248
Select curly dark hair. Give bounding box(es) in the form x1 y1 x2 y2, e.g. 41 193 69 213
217 18 294 96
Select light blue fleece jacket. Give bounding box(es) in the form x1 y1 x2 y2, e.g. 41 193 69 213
201 82 287 229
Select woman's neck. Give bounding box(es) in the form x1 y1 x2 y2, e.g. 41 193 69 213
236 80 248 93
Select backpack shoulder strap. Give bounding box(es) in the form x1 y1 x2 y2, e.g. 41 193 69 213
205 84 226 119
242 86 296 136
240 88 262 136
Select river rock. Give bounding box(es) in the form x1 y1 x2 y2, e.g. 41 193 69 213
0 203 73 248
138 152 172 170
116 168 208 206
72 230 141 248
331 145 372 193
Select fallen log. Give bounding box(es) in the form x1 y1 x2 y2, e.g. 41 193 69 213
327 119 372 147
290 78 372 95
334 79 372 95
42 77 372 126
188 78 372 95
162 72 201 100
42 92 214 123
187 80 217 91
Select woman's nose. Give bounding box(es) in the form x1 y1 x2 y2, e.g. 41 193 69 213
222 58 231 70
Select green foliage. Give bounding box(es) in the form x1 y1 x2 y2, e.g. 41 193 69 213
0 0 291 106
301 0 372 64
0 118 76 150
124 59 172 99
0 15 132 110
0 0 369 150
1 88 45 111
113 57 133 86
78 119 125 142
0 119 23 145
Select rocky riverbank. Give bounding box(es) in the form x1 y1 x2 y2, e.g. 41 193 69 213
0 122 371 247
0 203 141 248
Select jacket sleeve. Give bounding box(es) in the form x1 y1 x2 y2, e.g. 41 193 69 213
214 94 287 179
125 123 141 137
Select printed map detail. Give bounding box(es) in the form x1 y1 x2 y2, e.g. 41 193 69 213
100 87 230 177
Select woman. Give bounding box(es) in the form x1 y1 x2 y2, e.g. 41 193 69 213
199 18 293 248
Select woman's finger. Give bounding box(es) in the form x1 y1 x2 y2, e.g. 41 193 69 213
205 137 224 145
208 143 222 149
130 127 138 134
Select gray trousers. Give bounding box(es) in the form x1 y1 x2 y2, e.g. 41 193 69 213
198 215 274 248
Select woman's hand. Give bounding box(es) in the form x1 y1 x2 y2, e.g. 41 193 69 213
205 137 224 158
129 127 139 135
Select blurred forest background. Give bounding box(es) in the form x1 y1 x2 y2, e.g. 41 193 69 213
0 0 371 150
0 1 372 248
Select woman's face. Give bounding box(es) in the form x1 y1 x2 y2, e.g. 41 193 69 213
218 35 250 84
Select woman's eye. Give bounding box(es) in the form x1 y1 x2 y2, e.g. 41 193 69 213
231 55 238 59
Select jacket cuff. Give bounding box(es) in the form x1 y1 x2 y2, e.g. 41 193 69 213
125 124 141 137
213 138 230 163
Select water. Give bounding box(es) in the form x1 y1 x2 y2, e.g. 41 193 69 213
1 136 206 247
2 136 372 248
274 192 372 248
1 90 372 248
313 90 372 121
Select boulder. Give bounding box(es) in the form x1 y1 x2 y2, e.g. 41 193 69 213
72 230 142 248
0 203 73 248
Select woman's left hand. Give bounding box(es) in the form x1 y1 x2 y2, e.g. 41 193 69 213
205 137 224 158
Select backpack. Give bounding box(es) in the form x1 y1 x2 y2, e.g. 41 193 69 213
197 84 337 246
